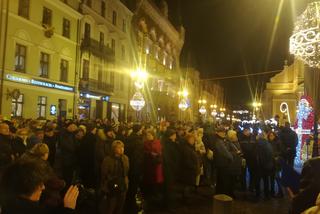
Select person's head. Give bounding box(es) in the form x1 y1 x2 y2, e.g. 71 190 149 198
185 133 195 145
146 129 156 141
111 140 124 156
227 130 238 142
34 128 44 141
75 129 85 140
268 131 277 141
104 125 114 138
30 143 49 161
216 126 226 138
0 160 48 202
197 128 204 138
165 129 176 142
132 124 143 135
0 123 10 136
66 123 78 133
285 122 291 129
44 126 54 137
16 128 29 140
243 128 251 137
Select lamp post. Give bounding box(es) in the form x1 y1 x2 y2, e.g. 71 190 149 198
290 1 320 158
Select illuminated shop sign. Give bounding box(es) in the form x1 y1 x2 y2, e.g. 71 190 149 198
80 93 110 101
6 74 74 92
50 105 57 115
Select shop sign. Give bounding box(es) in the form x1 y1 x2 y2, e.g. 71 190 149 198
80 93 110 101
6 74 74 92
50 105 57 115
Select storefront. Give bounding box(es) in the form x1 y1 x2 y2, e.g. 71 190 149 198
3 73 75 119
78 92 110 119
106 102 126 122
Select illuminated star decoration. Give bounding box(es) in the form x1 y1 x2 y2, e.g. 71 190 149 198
290 2 320 68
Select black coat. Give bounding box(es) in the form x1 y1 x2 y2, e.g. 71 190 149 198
292 157 320 214
125 133 144 178
44 135 58 167
162 137 181 183
280 127 298 156
12 137 27 158
1 197 74 214
59 130 77 168
180 143 199 185
213 135 233 168
239 135 257 170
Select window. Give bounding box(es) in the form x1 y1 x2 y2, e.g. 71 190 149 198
110 71 114 87
101 1 106 17
86 0 92 7
82 59 89 80
37 96 47 118
18 0 29 18
112 11 117 26
15 44 26 72
121 45 125 60
84 23 91 40
122 19 126 32
62 18 70 38
39 52 49 78
111 39 115 53
42 7 52 26
60 59 68 82
99 32 104 49
12 94 24 117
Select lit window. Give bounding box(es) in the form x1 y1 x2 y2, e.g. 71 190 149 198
37 96 47 118
60 59 68 82
39 52 49 78
11 94 24 117
62 18 70 38
15 44 26 72
42 7 52 26
112 11 117 25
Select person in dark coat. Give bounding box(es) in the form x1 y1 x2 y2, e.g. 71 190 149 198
213 126 234 196
268 131 284 197
78 123 97 188
280 122 298 168
44 127 58 167
239 127 257 191
0 122 14 161
100 140 129 214
0 159 79 214
180 133 200 198
59 123 78 186
255 129 274 199
292 157 320 214
124 124 144 213
27 128 45 150
95 125 115 188
161 129 180 209
12 128 29 158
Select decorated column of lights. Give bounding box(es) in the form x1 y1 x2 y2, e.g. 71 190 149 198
130 68 148 111
252 101 262 120
210 104 218 117
290 1 320 162
178 89 189 111
219 107 226 118
198 99 207 115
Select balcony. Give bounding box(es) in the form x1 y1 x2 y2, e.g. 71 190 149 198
79 78 114 95
81 38 115 62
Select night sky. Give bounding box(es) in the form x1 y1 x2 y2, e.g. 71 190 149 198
163 0 310 107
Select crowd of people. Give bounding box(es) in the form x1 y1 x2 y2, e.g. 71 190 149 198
0 117 318 214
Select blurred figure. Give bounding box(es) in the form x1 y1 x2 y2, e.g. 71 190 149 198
100 140 129 214
0 160 79 214
280 122 298 168
214 126 234 196
143 129 163 210
12 128 29 158
255 128 273 199
268 131 284 198
181 134 200 200
44 126 58 167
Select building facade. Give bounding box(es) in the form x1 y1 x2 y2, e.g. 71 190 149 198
128 0 185 122
0 0 82 119
78 0 133 121
262 60 305 125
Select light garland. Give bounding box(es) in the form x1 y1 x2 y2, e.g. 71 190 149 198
290 2 320 68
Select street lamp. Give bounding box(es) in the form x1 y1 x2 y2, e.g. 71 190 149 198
198 99 207 115
130 68 148 111
178 89 189 111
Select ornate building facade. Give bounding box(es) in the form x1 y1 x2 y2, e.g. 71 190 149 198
0 0 82 119
127 0 185 122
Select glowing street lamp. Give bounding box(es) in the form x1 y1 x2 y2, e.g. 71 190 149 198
211 109 218 117
199 106 207 115
179 99 188 111
178 89 189 98
130 91 145 111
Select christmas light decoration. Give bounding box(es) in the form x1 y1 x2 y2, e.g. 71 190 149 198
199 106 207 115
130 91 145 111
211 109 218 117
178 99 188 111
290 2 320 68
